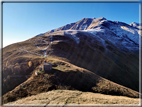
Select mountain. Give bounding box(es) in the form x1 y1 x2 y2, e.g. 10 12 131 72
129 22 142 29
2 17 141 104
46 17 140 51
44 17 140 91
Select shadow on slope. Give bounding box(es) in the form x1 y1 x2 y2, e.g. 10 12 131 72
48 34 139 92
3 59 140 104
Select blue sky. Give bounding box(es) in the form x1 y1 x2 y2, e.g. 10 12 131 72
3 2 140 47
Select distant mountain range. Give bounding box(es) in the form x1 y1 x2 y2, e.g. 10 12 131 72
2 17 141 104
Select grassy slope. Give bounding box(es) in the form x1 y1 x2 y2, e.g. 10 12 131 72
2 40 45 95
2 57 140 104
2 34 140 104
49 35 139 92
5 90 140 105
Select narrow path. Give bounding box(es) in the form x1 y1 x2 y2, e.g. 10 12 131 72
18 36 66 89
19 47 43 57
19 35 53 57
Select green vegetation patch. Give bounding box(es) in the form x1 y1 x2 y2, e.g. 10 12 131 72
37 70 45 74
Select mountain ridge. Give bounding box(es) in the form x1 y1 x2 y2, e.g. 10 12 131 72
42 17 140 52
2 17 141 104
45 17 141 34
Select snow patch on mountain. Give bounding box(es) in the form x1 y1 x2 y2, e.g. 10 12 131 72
62 27 139 51
84 29 106 47
84 29 105 34
43 17 140 52
63 29 106 45
81 24 88 30
109 24 139 45
129 22 141 27
64 30 80 44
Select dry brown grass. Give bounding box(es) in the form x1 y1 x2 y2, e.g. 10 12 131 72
2 33 140 105
5 90 140 105
2 57 140 104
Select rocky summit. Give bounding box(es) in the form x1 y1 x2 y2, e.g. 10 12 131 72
2 17 141 104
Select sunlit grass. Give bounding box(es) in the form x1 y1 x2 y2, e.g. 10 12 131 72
37 70 45 74
52 65 64 71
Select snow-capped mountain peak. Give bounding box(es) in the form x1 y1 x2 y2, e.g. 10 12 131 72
44 17 141 52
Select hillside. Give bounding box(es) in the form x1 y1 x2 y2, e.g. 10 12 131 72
5 90 140 105
2 57 140 104
2 17 141 104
